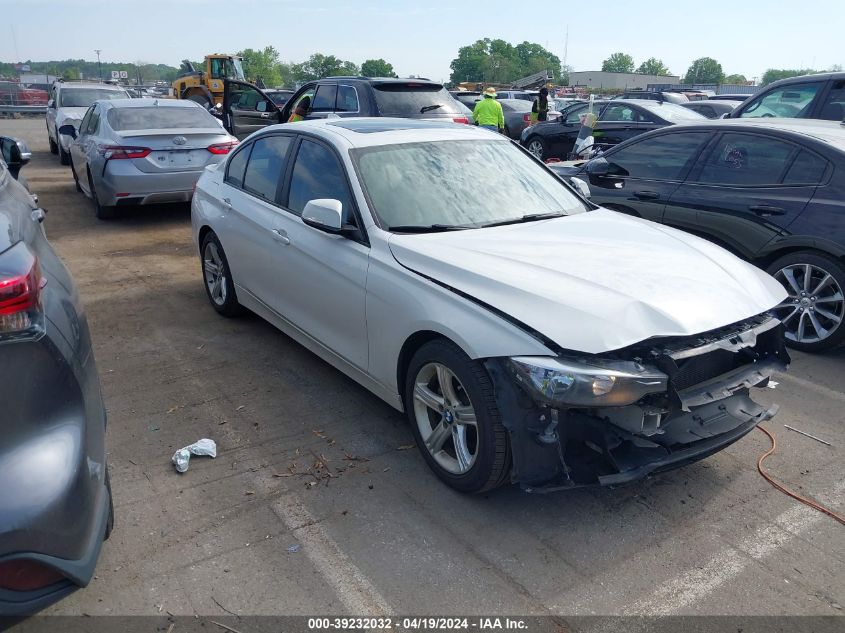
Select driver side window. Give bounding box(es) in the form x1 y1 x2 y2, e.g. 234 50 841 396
738 82 822 118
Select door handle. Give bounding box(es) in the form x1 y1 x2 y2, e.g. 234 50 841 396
633 190 660 200
260 112 271 118
271 229 291 245
222 197 232 208
749 204 786 216
31 208 45 223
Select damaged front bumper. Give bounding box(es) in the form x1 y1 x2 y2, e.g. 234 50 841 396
484 315 789 491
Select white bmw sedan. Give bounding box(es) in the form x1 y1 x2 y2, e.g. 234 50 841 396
191 118 790 494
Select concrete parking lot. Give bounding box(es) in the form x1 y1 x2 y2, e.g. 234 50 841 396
2 116 843 620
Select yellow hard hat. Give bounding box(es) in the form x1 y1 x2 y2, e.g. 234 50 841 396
484 87 497 97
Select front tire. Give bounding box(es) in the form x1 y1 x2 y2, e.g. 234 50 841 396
48 133 58 155
767 251 845 352
58 143 71 165
201 232 244 317
71 161 83 192
404 339 510 493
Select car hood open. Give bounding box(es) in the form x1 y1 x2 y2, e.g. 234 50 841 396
388 208 787 354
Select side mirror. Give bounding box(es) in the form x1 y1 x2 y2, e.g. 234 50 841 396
302 199 344 233
0 137 29 179
585 157 609 177
256 100 268 113
47 99 56 109
720 112 731 119
58 124 78 139
570 177 591 199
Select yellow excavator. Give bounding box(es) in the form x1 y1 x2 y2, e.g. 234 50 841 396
171 54 246 108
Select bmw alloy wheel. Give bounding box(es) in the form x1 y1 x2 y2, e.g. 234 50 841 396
527 139 544 159
773 263 844 345
412 362 478 475
203 242 228 307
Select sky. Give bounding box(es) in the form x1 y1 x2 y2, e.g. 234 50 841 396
2 0 843 83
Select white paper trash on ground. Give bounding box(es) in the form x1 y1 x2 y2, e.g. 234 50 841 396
171 438 217 473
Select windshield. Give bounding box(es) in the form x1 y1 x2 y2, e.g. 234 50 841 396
59 88 128 107
107 106 219 130
232 58 245 81
353 140 586 230
373 83 462 116
210 57 245 80
499 99 533 112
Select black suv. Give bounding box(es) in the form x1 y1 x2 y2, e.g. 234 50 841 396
726 72 845 121
549 119 845 352
221 77 468 139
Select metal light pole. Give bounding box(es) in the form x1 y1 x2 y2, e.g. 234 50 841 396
95 49 102 80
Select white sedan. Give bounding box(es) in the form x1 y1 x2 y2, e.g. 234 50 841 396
191 119 789 493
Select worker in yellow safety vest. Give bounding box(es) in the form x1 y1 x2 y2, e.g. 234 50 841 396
530 87 550 125
288 95 311 123
472 87 505 133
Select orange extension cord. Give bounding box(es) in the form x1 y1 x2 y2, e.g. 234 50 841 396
756 425 845 526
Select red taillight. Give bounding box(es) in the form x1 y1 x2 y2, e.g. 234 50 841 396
98 145 151 159
0 243 46 337
452 117 470 125
0 560 65 591
207 140 239 155
523 114 531 123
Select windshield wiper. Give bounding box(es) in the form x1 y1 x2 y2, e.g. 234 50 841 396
420 104 443 114
478 212 565 228
389 224 471 233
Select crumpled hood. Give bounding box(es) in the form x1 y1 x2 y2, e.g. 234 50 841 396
388 209 787 354
56 107 87 127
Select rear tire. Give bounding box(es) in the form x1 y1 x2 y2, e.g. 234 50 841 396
201 232 244 317
526 137 546 160
404 339 511 493
104 468 114 541
88 172 116 220
187 94 212 110
70 162 82 192
767 251 845 352
49 133 58 155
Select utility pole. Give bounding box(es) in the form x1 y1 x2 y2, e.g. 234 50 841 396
95 49 102 80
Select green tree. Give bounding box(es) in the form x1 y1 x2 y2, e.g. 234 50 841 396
760 68 816 85
601 52 635 73
449 38 562 85
636 57 670 76
292 54 359 82
61 67 80 80
238 46 282 87
723 73 748 84
361 58 396 78
683 57 724 84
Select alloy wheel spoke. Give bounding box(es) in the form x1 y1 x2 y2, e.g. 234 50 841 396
782 268 803 294
425 420 451 453
436 365 460 407
815 306 842 324
414 383 445 413
815 292 843 305
780 307 800 325
802 264 812 292
808 312 828 338
211 277 223 302
203 260 218 277
452 425 472 473
811 273 833 296
797 311 808 341
453 405 477 426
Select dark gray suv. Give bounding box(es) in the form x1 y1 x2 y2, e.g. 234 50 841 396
726 71 845 121
0 136 111 615
221 77 469 139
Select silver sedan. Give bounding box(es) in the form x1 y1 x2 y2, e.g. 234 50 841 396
61 98 237 219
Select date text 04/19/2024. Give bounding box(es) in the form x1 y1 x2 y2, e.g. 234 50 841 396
307 617 531 630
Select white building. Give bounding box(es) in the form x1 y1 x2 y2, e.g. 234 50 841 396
569 71 681 90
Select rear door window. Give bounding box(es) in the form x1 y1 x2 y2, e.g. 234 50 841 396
312 84 338 113
605 132 711 180
225 144 251 188
818 80 845 121
696 133 796 185
287 139 355 224
242 135 293 202
737 82 822 118
783 150 829 185
372 83 462 116
336 85 359 112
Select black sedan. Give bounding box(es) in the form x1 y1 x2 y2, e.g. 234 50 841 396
0 136 111 614
521 99 705 161
682 100 737 119
549 119 845 352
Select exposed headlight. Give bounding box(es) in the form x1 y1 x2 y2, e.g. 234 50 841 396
508 356 668 407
